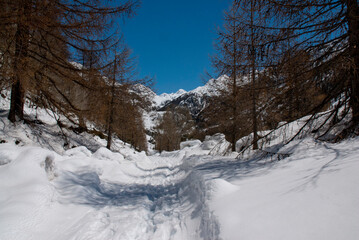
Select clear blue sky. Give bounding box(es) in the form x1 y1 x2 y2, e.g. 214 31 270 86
121 0 232 94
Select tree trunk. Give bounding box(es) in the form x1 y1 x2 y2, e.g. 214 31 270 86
106 56 117 150
250 0 258 150
231 86 237 151
106 86 115 150
346 0 359 126
8 78 25 122
231 23 238 152
106 83 116 150
251 63 258 150
8 0 30 123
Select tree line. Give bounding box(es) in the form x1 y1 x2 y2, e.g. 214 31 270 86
202 0 359 151
0 0 150 151
155 0 358 152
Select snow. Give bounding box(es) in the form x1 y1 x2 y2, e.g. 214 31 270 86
144 75 230 139
180 139 202 149
150 75 228 109
210 138 359 240
153 89 188 108
0 143 215 240
1 94 359 240
69 61 84 70
191 75 228 96
2 132 358 240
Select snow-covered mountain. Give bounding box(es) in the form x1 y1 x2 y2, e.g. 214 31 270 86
151 75 229 117
189 75 228 96
139 75 230 136
153 89 188 108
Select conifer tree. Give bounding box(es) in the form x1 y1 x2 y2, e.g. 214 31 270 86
211 4 243 151
0 0 140 123
265 0 359 136
154 107 194 152
212 0 269 150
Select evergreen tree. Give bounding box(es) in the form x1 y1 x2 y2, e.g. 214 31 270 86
0 0 140 123
155 107 194 152
265 0 359 137
211 0 270 150
211 4 243 151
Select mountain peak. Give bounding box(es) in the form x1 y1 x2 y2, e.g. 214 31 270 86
148 75 229 109
153 89 187 108
175 89 187 95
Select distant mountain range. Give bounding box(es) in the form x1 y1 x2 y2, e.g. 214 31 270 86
149 75 229 117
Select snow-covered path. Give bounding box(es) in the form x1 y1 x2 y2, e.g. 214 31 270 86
1 137 359 240
53 154 220 240
0 145 221 240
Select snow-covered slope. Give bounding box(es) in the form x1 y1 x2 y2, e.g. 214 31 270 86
0 95 136 154
153 89 188 108
150 75 228 110
190 75 228 96
149 75 230 120
1 105 359 240
141 75 230 133
209 137 359 240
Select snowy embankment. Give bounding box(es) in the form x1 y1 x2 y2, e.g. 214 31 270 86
207 137 359 240
1 96 359 239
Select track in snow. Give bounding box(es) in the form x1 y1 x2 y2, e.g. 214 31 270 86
54 155 221 240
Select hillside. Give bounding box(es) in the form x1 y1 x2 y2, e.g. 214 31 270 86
143 75 230 144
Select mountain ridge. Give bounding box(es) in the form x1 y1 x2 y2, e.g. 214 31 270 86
149 75 229 117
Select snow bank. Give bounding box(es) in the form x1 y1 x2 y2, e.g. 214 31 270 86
93 147 125 162
180 139 202 149
0 145 60 239
210 137 359 240
64 146 92 157
178 133 232 157
201 133 231 156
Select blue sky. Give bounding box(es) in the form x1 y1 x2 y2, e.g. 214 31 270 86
121 0 232 94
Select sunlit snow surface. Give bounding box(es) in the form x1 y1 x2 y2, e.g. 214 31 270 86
0 143 221 240
153 89 188 108
1 135 359 239
209 138 359 240
1 95 359 240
